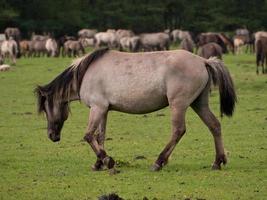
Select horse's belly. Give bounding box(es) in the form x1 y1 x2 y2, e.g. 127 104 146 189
109 91 169 114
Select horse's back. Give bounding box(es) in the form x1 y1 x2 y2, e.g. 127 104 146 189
80 50 209 113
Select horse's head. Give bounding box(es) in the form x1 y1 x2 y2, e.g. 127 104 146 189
35 86 69 142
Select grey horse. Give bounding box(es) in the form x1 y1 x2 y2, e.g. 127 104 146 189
35 48 236 173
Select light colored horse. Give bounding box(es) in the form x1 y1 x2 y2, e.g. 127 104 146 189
180 38 194 53
94 32 118 48
139 32 170 51
119 36 140 52
31 34 49 41
29 40 47 57
116 29 134 40
79 38 95 48
0 38 18 65
0 64 11 71
63 40 85 57
171 29 193 42
45 38 58 57
78 29 97 39
254 31 267 43
36 48 236 173
233 35 245 54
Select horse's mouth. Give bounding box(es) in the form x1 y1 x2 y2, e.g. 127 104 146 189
48 132 61 142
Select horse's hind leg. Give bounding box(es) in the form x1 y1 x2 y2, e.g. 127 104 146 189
191 90 227 170
84 106 115 171
152 105 186 171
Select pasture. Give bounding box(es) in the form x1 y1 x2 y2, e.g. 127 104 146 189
0 52 266 200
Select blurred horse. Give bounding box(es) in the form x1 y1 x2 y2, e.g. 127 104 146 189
4 27 21 58
180 38 194 53
63 40 85 57
198 42 223 59
29 40 47 57
20 40 30 57
45 38 58 57
78 29 97 39
233 35 246 54
0 38 18 65
197 32 233 54
94 32 118 48
256 36 267 74
139 32 170 51
119 36 140 52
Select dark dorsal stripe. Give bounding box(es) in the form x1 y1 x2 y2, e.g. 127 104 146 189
76 47 109 92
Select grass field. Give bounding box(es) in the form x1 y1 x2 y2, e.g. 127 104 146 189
0 51 266 200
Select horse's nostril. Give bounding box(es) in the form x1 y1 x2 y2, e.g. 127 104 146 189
48 132 60 142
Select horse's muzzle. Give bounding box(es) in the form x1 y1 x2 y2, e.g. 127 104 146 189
48 131 60 142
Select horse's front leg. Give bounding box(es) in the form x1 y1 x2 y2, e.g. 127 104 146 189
84 106 116 172
91 112 108 171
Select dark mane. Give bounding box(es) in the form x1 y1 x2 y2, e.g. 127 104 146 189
35 47 109 114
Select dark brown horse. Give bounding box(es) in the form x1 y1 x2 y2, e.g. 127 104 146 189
197 33 233 54
197 42 223 59
256 36 267 74
35 48 236 173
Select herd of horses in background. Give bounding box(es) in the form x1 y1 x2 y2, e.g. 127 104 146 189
0 27 267 74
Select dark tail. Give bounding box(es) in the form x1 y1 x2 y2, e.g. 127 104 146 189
205 57 237 117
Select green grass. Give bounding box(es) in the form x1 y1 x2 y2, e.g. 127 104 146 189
0 52 266 200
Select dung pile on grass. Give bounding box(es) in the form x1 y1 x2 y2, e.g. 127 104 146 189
98 193 124 200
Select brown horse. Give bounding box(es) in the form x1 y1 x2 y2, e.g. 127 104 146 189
35 48 236 173
256 36 267 74
197 33 233 54
197 42 223 59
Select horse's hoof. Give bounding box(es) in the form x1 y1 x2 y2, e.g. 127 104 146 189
91 165 104 171
151 163 162 172
103 156 115 169
91 159 104 171
211 163 221 170
109 168 120 175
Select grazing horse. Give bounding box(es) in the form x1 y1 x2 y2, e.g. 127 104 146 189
197 43 223 59
180 38 194 53
255 36 267 74
35 48 236 173
197 33 232 54
139 32 170 51
0 38 18 65
63 40 85 57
